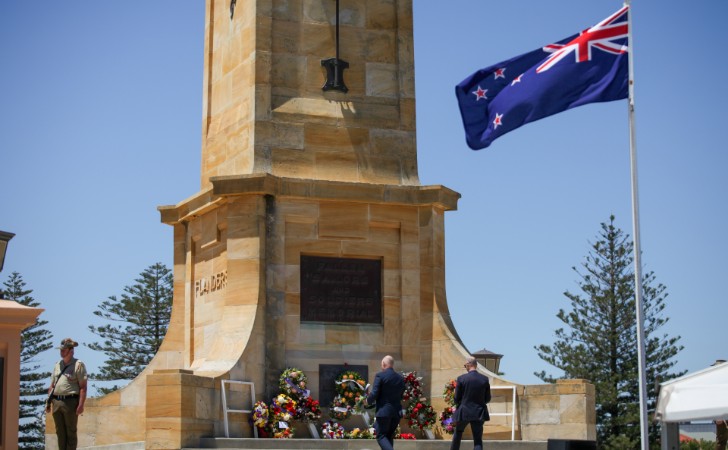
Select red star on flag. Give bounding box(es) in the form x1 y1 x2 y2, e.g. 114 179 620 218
494 68 506 79
511 74 523 86
493 113 503 129
471 85 488 101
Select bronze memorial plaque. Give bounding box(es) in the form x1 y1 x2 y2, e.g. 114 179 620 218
300 255 382 324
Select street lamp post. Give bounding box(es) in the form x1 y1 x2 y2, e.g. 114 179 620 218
2 229 39 450
473 348 504 375
0 230 14 273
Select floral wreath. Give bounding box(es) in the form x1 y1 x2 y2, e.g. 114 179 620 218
335 370 367 406
297 396 322 423
269 394 297 438
271 394 297 422
439 405 456 435
279 367 309 401
252 400 270 434
406 401 437 431
321 420 346 439
330 395 352 421
440 379 457 434
401 371 424 404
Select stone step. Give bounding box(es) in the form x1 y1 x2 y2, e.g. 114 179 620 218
192 438 548 450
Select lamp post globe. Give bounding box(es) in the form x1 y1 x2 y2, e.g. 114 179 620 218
0 230 15 273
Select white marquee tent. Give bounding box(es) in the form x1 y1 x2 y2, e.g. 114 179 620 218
656 361 728 450
656 361 728 422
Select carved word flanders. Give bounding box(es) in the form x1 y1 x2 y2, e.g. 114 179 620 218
195 271 228 298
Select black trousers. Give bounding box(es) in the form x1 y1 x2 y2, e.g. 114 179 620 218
450 420 485 450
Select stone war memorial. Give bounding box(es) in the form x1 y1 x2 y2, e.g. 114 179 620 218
51 1 596 449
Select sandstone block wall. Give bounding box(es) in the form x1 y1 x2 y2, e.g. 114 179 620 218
200 0 419 188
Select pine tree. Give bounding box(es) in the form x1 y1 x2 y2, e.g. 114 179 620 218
2 272 53 450
88 262 173 395
534 216 684 449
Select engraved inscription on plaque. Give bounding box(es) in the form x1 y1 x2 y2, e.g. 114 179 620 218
319 364 368 407
300 255 382 324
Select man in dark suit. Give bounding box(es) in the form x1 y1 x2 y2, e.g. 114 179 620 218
366 355 405 450
450 356 491 450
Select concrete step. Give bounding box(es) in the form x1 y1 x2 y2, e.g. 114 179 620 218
192 438 547 450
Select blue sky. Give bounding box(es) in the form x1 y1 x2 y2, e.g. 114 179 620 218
1 1 725 392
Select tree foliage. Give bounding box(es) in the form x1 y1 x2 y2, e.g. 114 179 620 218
2 272 53 450
680 439 717 450
534 216 684 449
88 262 172 394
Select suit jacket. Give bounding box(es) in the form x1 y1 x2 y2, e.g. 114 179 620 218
453 369 491 422
366 367 405 418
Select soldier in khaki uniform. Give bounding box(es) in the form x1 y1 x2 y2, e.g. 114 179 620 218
46 338 88 450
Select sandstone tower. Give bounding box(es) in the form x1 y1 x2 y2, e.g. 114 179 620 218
58 1 596 448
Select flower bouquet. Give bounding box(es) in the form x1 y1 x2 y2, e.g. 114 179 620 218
440 379 457 434
351 394 372 415
345 426 376 439
443 379 457 405
297 396 322 423
395 425 416 440
321 420 346 439
406 401 437 431
401 371 424 404
272 427 293 439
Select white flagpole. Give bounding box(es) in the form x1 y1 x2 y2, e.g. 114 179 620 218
625 1 650 448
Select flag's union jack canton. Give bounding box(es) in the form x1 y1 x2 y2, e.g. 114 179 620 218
455 6 629 150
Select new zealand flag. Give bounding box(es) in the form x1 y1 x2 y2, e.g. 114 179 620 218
455 6 629 150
